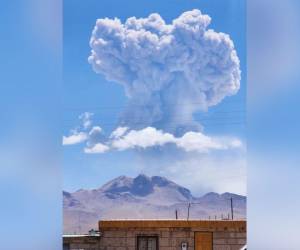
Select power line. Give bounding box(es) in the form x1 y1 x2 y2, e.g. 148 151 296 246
62 121 246 130
62 113 246 125
63 110 246 123
62 108 246 129
63 99 245 111
179 195 243 221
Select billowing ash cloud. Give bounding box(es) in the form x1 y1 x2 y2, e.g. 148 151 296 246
88 9 241 134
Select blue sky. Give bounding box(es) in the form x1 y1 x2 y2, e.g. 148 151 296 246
63 0 246 195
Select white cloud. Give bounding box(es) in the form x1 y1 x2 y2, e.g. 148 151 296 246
229 138 243 148
63 112 95 146
175 131 225 153
86 126 105 147
84 143 109 154
88 126 102 137
110 127 129 139
79 112 93 129
63 123 104 148
63 124 242 154
111 127 175 150
110 126 242 153
62 132 88 145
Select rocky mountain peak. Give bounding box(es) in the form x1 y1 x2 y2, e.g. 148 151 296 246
63 175 246 234
131 174 154 196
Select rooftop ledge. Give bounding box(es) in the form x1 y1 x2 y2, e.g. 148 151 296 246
99 219 246 229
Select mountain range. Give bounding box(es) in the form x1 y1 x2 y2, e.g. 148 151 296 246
63 174 246 234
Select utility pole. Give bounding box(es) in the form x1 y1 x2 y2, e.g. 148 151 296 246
175 209 178 220
77 212 81 234
187 203 191 220
230 197 234 220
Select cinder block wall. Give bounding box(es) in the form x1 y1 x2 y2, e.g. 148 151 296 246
213 232 246 250
63 236 101 250
99 226 246 250
63 220 246 250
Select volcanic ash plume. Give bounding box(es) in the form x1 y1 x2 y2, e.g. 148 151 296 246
88 9 241 135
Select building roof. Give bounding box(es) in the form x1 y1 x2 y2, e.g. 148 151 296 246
63 234 101 238
99 219 246 230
